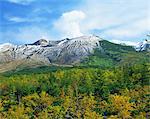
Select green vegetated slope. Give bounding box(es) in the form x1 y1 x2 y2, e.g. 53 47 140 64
82 40 150 68
0 40 150 119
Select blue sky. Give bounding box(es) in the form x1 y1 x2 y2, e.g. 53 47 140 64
0 0 149 45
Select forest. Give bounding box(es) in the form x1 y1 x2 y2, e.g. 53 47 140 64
0 61 149 119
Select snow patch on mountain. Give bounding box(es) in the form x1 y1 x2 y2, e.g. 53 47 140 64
0 43 15 52
0 35 103 64
135 40 150 51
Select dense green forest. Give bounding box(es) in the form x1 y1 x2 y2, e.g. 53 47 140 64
0 41 150 119
0 61 149 119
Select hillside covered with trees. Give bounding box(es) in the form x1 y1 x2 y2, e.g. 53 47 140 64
0 61 149 118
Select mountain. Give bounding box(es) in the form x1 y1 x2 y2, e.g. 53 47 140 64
135 40 150 51
0 35 150 72
81 40 150 67
0 35 102 65
30 39 49 46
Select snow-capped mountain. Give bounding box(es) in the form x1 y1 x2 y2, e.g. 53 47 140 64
0 35 102 64
135 40 150 51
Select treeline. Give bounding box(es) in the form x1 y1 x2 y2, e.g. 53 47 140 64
0 63 149 119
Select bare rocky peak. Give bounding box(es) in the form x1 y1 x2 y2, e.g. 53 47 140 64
135 39 150 51
31 39 49 46
0 35 103 64
0 43 15 52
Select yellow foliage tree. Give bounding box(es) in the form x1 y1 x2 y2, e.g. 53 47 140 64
3 104 29 119
54 70 64 80
109 94 134 119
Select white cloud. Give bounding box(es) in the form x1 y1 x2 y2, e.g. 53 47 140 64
111 39 138 46
3 0 149 43
78 0 149 41
52 0 149 41
7 0 35 5
53 10 86 38
5 15 45 23
7 16 26 22
81 0 148 29
103 18 149 38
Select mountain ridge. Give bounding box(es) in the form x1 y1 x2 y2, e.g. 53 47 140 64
0 35 150 72
0 35 102 64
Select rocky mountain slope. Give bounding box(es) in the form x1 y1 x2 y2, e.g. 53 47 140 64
0 35 150 72
0 35 102 65
0 35 150 66
135 40 150 51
